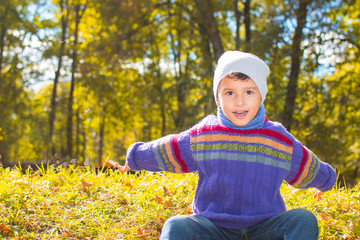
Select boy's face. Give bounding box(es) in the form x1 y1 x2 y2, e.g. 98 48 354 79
216 77 262 127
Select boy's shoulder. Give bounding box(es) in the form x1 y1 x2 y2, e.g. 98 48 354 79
264 119 287 131
263 119 295 141
193 114 219 127
189 114 219 134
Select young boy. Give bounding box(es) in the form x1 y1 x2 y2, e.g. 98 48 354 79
116 51 336 239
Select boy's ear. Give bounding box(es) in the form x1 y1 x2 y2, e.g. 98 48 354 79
216 97 220 107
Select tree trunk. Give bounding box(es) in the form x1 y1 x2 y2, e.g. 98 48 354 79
148 12 166 135
66 2 88 157
198 22 215 113
194 0 224 61
194 0 223 112
0 4 9 84
166 0 188 130
76 108 80 160
0 26 6 82
244 0 251 52
98 106 106 165
0 26 4 160
0 5 9 163
49 0 68 155
66 5 81 158
160 89 166 135
282 0 310 131
198 23 212 71
234 0 240 50
82 123 86 164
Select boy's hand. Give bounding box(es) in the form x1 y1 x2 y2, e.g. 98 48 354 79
116 162 130 172
314 190 323 201
104 160 130 172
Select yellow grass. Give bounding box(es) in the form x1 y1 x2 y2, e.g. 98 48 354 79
0 166 359 239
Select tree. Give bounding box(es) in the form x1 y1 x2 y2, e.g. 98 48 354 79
294 0 360 184
0 0 40 162
1 0 360 182
49 0 69 156
281 0 311 131
66 0 88 158
194 0 224 61
243 0 251 52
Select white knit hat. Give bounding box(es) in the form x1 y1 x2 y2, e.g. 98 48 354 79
213 51 270 102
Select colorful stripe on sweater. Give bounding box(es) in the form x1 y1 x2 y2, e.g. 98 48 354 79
288 146 321 188
190 125 294 171
152 135 189 173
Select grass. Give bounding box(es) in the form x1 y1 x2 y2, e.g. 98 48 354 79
0 165 359 239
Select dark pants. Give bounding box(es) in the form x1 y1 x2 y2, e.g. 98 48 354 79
160 209 319 240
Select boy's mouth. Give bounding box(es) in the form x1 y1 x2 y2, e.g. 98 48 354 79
233 110 248 119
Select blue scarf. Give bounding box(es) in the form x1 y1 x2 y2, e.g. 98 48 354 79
217 104 266 130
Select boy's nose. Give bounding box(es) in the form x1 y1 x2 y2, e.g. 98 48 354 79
234 95 245 106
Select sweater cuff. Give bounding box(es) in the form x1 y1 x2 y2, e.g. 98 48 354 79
125 142 144 171
316 164 337 192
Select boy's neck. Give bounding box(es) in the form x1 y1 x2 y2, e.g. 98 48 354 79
217 104 266 130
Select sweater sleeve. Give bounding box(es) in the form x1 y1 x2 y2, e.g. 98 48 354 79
125 129 198 173
285 139 336 192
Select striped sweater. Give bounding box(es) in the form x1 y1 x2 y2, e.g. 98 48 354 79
126 115 336 229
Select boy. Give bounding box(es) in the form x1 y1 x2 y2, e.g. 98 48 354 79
116 51 336 239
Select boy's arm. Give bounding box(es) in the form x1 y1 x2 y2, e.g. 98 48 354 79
115 162 130 172
104 160 130 172
285 140 336 192
124 129 198 173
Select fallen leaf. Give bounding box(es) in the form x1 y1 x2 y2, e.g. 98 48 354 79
0 224 11 236
314 191 323 201
163 186 170 196
154 195 163 204
124 182 133 189
320 213 329 220
137 228 144 235
184 205 192 213
164 200 172 207
81 178 93 188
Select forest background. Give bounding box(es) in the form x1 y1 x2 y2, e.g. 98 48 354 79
0 0 359 183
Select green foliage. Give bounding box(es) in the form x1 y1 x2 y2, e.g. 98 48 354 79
0 0 359 183
0 167 359 239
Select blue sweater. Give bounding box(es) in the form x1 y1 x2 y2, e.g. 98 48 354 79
126 115 336 229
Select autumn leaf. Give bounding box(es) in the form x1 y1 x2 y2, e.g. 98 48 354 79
164 200 172 207
124 182 133 189
137 228 147 237
0 224 11 236
81 178 93 188
163 186 170 196
154 195 163 204
320 213 329 220
184 205 192 213
314 191 323 201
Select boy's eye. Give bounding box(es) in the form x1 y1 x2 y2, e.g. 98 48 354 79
225 91 234 96
246 90 253 95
